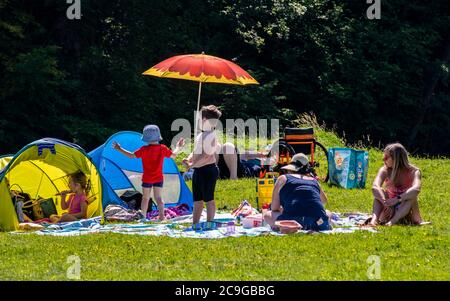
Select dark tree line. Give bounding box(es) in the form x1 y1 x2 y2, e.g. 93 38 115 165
0 0 449 155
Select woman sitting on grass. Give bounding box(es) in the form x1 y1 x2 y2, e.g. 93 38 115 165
370 143 423 226
263 153 332 231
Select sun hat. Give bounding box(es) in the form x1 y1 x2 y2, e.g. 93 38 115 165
281 153 310 172
141 125 162 143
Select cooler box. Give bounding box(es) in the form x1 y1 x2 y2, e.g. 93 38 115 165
256 172 278 209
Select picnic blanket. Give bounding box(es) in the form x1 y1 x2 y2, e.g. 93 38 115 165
11 211 377 238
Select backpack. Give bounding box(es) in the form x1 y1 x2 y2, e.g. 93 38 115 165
23 197 57 220
119 190 156 211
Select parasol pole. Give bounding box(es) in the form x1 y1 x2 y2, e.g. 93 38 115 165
194 81 202 138
194 52 206 138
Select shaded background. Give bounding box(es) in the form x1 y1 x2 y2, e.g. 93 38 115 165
0 0 448 155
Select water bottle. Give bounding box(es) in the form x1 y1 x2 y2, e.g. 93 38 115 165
15 199 24 223
226 222 235 234
236 215 242 226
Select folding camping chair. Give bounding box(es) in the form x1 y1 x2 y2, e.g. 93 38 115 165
266 127 329 182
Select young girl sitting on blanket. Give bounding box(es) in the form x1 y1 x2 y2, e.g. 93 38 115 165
52 171 90 222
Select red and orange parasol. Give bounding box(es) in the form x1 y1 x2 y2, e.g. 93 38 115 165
143 52 258 134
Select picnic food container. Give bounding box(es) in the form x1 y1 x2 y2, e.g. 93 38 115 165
275 220 301 234
242 214 264 228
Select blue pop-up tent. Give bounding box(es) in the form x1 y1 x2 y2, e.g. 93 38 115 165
89 131 193 211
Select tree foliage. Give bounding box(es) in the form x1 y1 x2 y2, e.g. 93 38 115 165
0 0 448 155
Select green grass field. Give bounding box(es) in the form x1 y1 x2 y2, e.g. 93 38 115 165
0 130 449 280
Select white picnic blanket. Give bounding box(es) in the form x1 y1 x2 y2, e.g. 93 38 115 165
10 212 376 238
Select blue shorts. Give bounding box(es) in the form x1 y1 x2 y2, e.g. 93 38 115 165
277 215 332 231
142 181 163 188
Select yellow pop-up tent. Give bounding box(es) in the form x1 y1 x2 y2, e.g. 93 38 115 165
0 138 102 231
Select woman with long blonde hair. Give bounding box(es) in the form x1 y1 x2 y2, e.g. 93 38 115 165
370 143 423 226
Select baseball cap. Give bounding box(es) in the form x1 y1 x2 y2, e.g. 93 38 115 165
281 153 310 172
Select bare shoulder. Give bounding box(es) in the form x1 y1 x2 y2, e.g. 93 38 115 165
373 166 388 184
411 166 421 178
195 132 204 140
378 166 388 176
276 175 287 184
